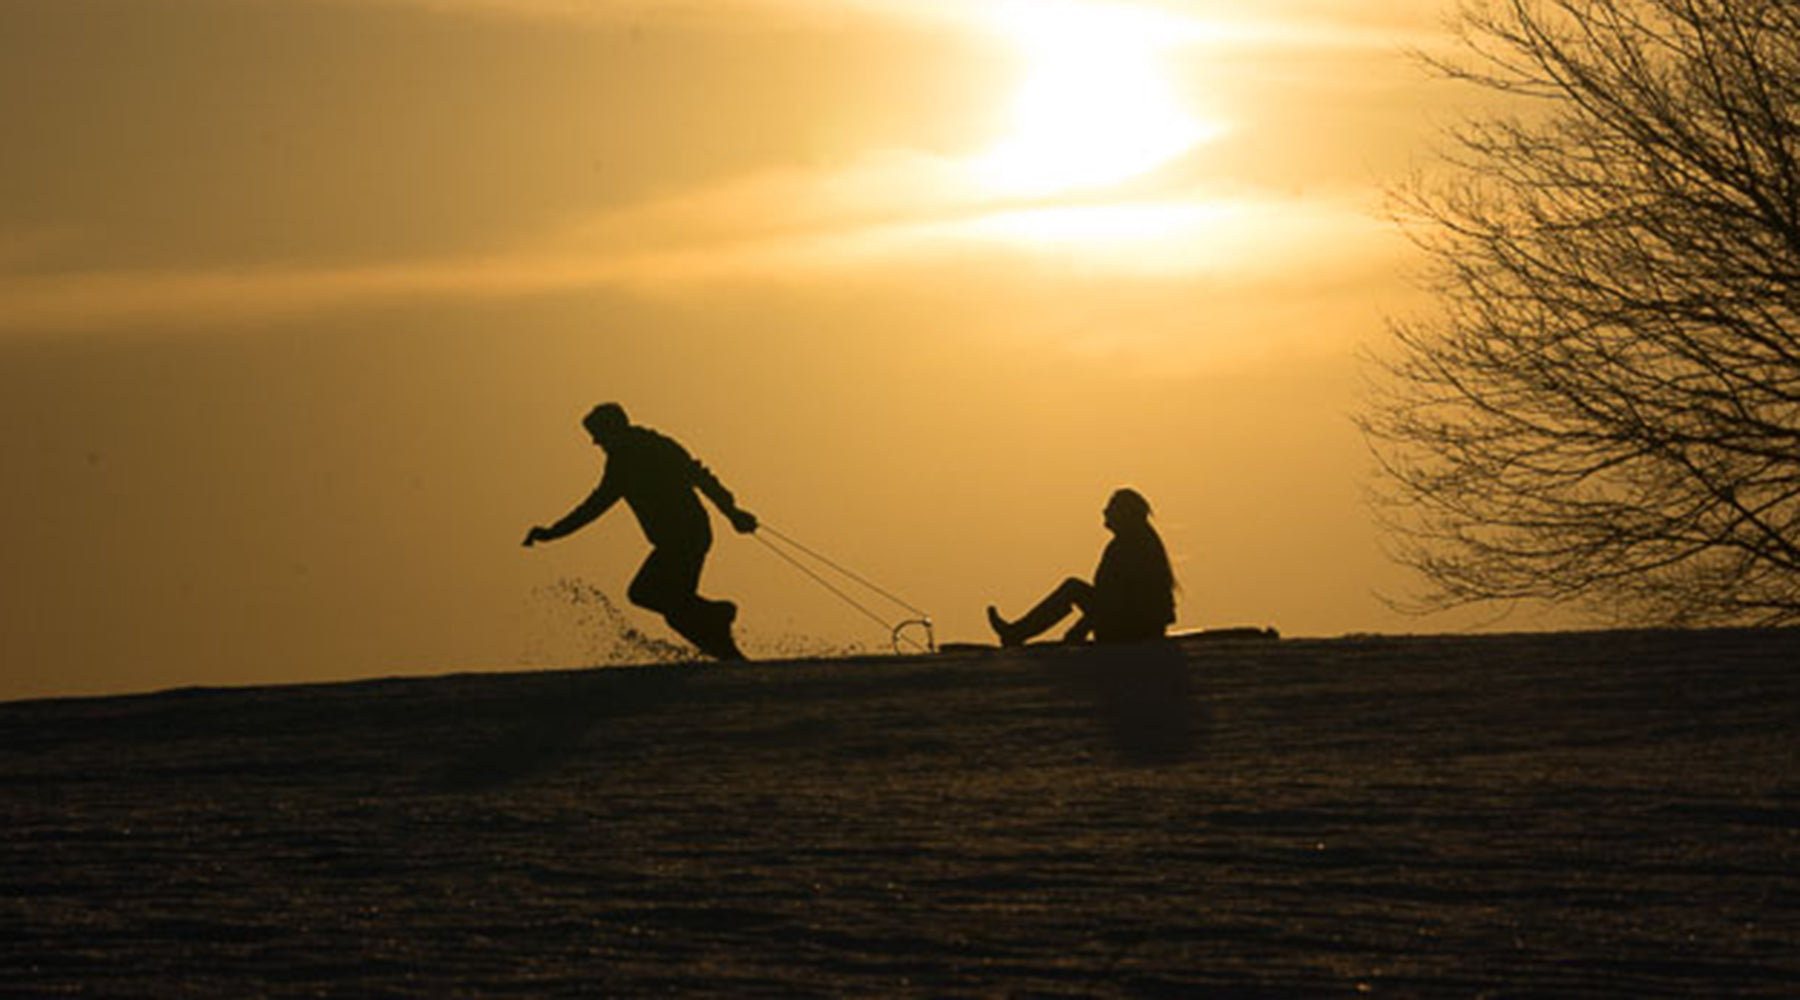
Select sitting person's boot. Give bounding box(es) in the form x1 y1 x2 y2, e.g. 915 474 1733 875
986 605 1025 647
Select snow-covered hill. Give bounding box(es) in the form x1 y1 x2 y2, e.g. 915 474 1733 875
3 629 1797 996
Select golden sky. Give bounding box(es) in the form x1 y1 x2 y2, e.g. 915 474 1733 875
0 0 1552 699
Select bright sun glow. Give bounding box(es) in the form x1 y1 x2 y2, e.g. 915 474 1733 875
971 1 1222 198
962 201 1237 245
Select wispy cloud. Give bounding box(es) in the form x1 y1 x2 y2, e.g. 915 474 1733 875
296 0 970 28
0 149 1403 336
283 0 1446 52
0 227 82 272
0 0 1435 336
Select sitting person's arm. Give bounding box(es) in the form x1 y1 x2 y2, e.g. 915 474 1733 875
1062 616 1094 643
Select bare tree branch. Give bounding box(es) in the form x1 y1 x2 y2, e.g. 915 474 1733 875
1365 0 1800 625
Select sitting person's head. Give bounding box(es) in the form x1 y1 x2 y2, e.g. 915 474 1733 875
1104 487 1153 532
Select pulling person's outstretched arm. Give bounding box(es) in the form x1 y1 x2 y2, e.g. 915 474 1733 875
523 477 621 547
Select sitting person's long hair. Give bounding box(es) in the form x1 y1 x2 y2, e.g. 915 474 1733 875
1109 487 1177 599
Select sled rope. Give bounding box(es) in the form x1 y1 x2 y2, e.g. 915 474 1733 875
752 524 934 654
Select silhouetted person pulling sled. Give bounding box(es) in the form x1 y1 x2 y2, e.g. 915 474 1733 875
524 403 758 660
987 488 1175 646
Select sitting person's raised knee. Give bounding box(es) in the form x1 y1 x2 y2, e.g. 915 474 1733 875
1058 577 1094 601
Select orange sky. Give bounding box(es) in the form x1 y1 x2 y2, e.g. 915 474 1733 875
0 0 1563 699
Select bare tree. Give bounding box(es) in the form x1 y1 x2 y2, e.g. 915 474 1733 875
1364 0 1800 625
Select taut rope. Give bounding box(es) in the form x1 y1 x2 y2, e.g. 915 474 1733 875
751 524 935 654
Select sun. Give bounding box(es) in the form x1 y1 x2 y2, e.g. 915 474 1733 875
971 1 1221 198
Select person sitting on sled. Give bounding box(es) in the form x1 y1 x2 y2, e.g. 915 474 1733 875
524 402 758 660
986 487 1175 646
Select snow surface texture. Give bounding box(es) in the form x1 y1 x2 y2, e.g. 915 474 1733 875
2 629 1798 997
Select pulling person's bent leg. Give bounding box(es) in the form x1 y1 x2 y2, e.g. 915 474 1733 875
628 544 704 617
631 544 743 660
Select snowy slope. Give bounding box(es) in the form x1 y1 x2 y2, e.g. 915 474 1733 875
3 629 1798 997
